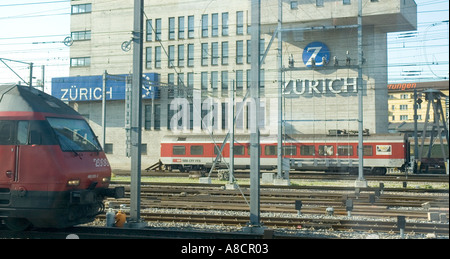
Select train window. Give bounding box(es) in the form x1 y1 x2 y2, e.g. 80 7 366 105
282 145 297 156
363 145 373 156
265 145 277 156
300 145 315 156
213 144 221 155
17 121 29 145
190 145 204 155
337 145 353 156
0 121 15 145
234 145 245 155
173 146 186 155
47 118 102 152
319 145 334 156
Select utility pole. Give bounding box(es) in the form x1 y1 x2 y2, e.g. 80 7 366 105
276 0 283 180
355 0 367 188
248 0 262 231
129 0 145 227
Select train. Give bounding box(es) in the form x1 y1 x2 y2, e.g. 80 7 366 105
160 133 410 175
0 84 124 231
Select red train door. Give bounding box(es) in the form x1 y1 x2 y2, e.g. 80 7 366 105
0 121 17 205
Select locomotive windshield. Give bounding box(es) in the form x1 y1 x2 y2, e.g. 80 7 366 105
47 118 102 152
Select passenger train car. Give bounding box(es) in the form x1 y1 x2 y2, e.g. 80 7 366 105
0 84 124 231
160 133 409 175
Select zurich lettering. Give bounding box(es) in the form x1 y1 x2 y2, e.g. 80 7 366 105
283 77 358 96
60 85 113 101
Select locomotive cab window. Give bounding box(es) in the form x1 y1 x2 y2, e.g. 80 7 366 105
0 120 16 145
190 145 204 155
173 146 186 155
47 118 102 152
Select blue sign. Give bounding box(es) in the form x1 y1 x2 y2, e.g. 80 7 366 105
302 42 331 68
51 73 160 101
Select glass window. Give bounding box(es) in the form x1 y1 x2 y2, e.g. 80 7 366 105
316 0 324 7
319 145 334 156
222 12 229 36
201 72 208 90
236 70 243 89
178 45 184 67
188 16 195 38
264 145 277 156
211 42 219 65
190 145 204 155
282 145 297 156
70 57 90 67
155 46 161 68
0 120 16 145
201 43 208 66
211 71 218 90
337 145 353 156
168 45 175 67
212 13 219 37
234 145 245 155
169 17 175 40
300 145 315 156
146 19 153 41
236 40 244 64
187 44 194 67
155 18 162 41
236 11 244 35
202 14 208 37
222 41 229 65
71 4 92 14
71 31 91 41
146 47 152 69
173 146 186 155
221 71 228 92
47 118 101 152
178 16 185 39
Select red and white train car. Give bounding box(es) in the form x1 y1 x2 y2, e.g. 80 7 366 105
160 133 409 175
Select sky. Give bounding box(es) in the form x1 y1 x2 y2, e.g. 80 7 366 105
0 0 448 92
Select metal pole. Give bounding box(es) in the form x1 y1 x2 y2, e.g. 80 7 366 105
414 89 418 175
277 0 283 180
41 65 45 90
229 80 235 184
249 0 261 228
130 0 144 225
29 62 33 88
102 70 107 149
356 0 367 187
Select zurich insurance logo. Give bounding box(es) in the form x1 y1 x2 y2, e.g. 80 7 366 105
302 42 330 68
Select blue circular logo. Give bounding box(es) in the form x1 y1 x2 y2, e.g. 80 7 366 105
302 42 331 68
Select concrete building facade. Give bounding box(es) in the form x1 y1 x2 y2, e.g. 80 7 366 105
52 0 417 169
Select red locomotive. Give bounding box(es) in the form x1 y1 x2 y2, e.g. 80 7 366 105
0 84 123 231
160 133 409 175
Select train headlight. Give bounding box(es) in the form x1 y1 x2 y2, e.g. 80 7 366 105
102 177 111 184
67 179 80 187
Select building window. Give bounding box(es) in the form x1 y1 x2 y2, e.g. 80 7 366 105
222 42 229 65
155 46 161 68
71 4 92 14
391 105 395 110
187 44 194 67
104 144 113 154
290 1 298 9
188 16 195 38
236 40 244 64
343 0 351 5
145 105 152 130
178 16 185 39
178 45 185 67
141 144 147 155
71 31 91 41
211 42 219 66
400 94 409 99
236 70 244 90
222 12 229 36
169 17 175 40
201 43 209 66
400 115 409 121
146 20 153 41
168 73 175 99
400 104 408 110
212 13 219 37
202 14 209 37
146 47 152 69
211 71 219 90
201 72 208 90
70 57 90 67
168 45 175 67
316 0 324 7
221 71 228 93
236 11 244 35
154 104 161 130
391 115 395 121
155 18 162 41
